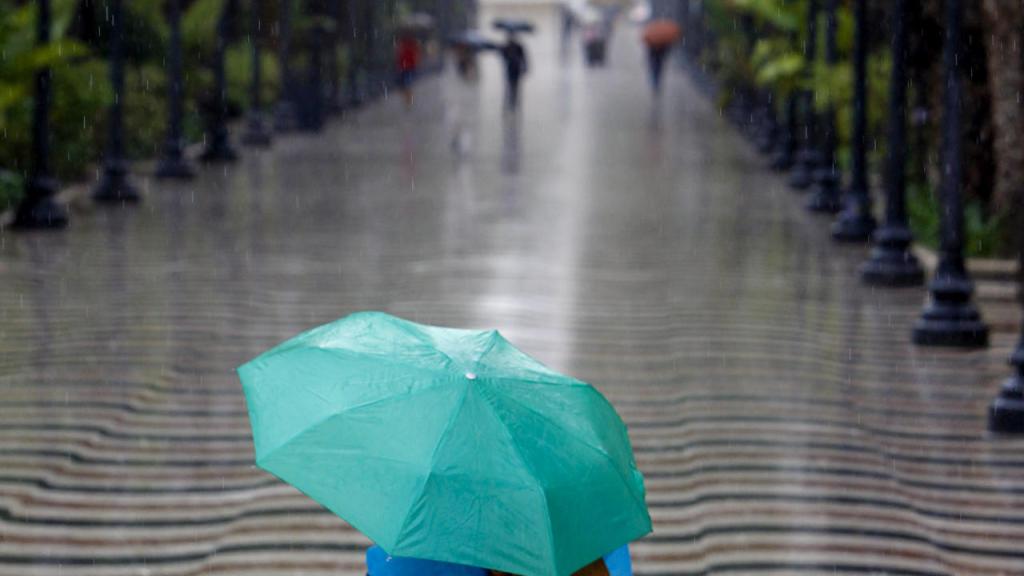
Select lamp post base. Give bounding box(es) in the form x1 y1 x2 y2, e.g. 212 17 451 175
990 379 1024 433
832 199 876 242
274 101 299 132
912 311 989 347
243 114 274 147
93 161 141 204
155 153 196 180
199 135 239 163
861 227 923 286
913 274 989 347
806 175 842 213
989 345 1024 433
12 177 68 230
789 150 819 190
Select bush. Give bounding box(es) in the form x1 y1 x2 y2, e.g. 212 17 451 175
907 182 1010 258
0 56 111 182
0 169 22 210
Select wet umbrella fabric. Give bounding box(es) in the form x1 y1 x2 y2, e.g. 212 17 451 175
642 19 681 48
493 18 536 34
448 30 500 51
238 311 651 576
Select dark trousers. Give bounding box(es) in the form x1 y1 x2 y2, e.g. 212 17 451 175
647 45 669 92
505 74 522 110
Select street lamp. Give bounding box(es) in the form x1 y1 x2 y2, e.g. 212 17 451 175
831 0 874 240
788 0 820 191
243 0 273 147
912 0 988 348
93 0 140 203
155 0 196 179
200 0 240 162
805 0 841 213
860 0 923 286
12 0 68 229
275 0 299 131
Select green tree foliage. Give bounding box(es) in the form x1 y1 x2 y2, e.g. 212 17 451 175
701 0 1010 256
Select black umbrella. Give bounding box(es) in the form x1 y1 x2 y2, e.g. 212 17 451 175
492 18 535 34
448 30 500 51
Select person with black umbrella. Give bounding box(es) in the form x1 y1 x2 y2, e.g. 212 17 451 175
493 19 533 112
500 32 529 111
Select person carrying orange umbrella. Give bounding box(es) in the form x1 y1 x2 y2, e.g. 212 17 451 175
641 18 681 95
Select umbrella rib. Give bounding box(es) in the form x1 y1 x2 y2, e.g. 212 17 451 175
474 388 557 576
391 381 472 552
472 330 501 367
253 378 459 469
486 387 648 515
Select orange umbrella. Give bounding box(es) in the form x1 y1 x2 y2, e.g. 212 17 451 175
642 19 681 47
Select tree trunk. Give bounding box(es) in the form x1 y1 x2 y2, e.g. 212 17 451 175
981 0 1024 213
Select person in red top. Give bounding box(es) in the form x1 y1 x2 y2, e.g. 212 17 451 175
396 33 421 108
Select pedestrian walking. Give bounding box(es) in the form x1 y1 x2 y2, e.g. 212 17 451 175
501 34 529 111
641 19 681 95
396 32 420 108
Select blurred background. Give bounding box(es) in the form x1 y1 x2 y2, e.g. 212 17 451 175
0 0 1023 575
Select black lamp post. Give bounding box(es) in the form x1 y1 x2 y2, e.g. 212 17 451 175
298 0 326 132
677 0 690 60
788 0 820 190
860 0 923 286
805 0 841 213
242 0 273 147
200 0 239 162
275 0 299 131
93 0 140 203
155 0 195 179
755 92 778 156
831 0 875 239
771 94 797 171
912 0 988 348
12 0 68 229
326 0 343 114
988 255 1024 432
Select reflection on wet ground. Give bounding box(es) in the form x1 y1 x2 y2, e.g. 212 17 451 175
1 4 1023 575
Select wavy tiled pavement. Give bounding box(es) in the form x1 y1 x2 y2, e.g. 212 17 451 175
1 5 1023 575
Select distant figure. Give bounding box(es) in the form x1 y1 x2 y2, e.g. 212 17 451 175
646 44 670 93
500 34 529 111
396 33 421 108
560 4 575 52
641 19 681 95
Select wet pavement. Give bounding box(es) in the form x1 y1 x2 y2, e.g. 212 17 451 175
2 4 1024 575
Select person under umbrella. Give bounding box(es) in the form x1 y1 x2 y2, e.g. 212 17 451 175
238 312 651 576
396 30 421 109
500 33 529 111
641 19 681 95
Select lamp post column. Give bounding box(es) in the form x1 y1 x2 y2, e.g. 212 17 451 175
805 0 841 213
200 0 240 162
94 0 140 203
13 0 68 229
912 0 988 348
860 0 923 286
831 0 875 239
788 0 820 191
156 0 195 179
275 0 299 131
243 0 273 146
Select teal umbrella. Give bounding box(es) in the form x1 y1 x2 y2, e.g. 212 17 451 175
238 311 651 576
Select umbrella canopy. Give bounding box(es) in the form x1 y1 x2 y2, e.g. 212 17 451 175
642 19 681 47
493 18 536 34
399 12 434 35
238 311 651 576
448 30 500 51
